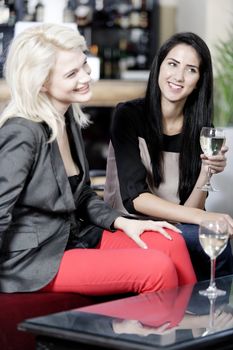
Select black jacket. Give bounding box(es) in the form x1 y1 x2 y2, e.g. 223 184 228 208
0 110 121 293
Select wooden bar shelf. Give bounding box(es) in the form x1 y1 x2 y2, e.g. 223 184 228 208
0 79 147 110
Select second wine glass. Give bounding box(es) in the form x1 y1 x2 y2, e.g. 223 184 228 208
199 127 225 192
199 220 229 298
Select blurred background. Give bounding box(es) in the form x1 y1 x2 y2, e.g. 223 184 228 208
1 1 232 81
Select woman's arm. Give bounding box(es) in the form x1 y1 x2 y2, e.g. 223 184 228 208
77 183 123 230
0 121 36 245
133 192 203 224
133 192 233 235
183 164 208 209
110 101 155 214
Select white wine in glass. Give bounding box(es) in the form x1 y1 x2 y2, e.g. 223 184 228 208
199 220 229 297
199 127 225 191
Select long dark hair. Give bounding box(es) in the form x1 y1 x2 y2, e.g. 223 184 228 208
144 32 213 204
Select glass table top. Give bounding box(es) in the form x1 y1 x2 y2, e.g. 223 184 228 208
19 275 233 349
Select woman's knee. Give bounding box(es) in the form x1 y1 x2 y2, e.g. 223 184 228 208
171 229 186 243
138 251 178 293
169 230 195 259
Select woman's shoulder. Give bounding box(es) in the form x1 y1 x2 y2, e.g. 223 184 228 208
114 98 145 125
1 117 48 143
116 98 145 113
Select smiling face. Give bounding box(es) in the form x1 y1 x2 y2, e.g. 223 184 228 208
158 43 201 106
43 48 92 115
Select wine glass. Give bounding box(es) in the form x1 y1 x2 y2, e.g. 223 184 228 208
199 220 229 297
199 127 226 192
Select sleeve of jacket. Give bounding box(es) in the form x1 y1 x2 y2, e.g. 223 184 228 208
0 121 36 248
76 184 124 230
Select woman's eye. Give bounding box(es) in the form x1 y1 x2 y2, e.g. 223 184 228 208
67 72 75 78
187 67 198 74
168 61 176 67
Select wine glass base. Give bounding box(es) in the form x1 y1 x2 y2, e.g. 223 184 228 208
201 328 215 337
199 287 226 298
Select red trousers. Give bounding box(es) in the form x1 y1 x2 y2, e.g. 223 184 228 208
42 229 196 295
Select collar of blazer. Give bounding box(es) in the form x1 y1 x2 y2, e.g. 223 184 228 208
52 107 89 210
65 110 90 201
50 139 76 211
42 107 88 210
41 110 77 211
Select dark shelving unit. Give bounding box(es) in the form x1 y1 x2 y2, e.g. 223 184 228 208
77 0 159 79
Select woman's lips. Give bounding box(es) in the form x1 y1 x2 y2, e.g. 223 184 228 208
75 84 90 94
168 81 183 90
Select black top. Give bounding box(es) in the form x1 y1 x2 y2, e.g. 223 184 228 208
66 174 103 249
68 174 82 193
108 98 182 214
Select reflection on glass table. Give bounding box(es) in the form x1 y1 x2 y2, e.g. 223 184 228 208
19 275 233 350
87 280 233 346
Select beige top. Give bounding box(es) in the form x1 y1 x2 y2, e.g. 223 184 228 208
138 137 180 203
104 138 180 215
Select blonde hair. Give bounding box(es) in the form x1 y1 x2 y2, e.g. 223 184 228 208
1 23 89 140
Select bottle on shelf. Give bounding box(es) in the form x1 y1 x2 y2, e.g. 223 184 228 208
87 44 100 81
111 47 120 79
118 38 129 77
75 0 93 27
34 1 44 22
131 0 142 10
5 0 16 25
63 0 76 23
14 0 27 22
103 47 112 79
0 0 10 24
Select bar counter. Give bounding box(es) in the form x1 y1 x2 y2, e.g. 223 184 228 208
0 79 147 109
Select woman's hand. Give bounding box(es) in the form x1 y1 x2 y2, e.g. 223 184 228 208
200 145 228 175
113 217 181 249
112 319 173 336
213 307 233 331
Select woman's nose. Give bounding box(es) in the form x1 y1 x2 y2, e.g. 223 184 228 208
78 66 92 84
174 69 185 82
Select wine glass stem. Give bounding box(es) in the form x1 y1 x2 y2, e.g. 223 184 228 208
206 166 212 186
209 258 216 289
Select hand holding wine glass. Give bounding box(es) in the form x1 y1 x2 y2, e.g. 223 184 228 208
199 219 229 297
199 127 226 192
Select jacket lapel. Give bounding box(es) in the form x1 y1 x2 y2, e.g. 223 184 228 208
43 108 88 211
68 113 90 197
69 121 86 174
50 135 76 212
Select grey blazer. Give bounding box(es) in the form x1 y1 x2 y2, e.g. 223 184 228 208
0 110 121 293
